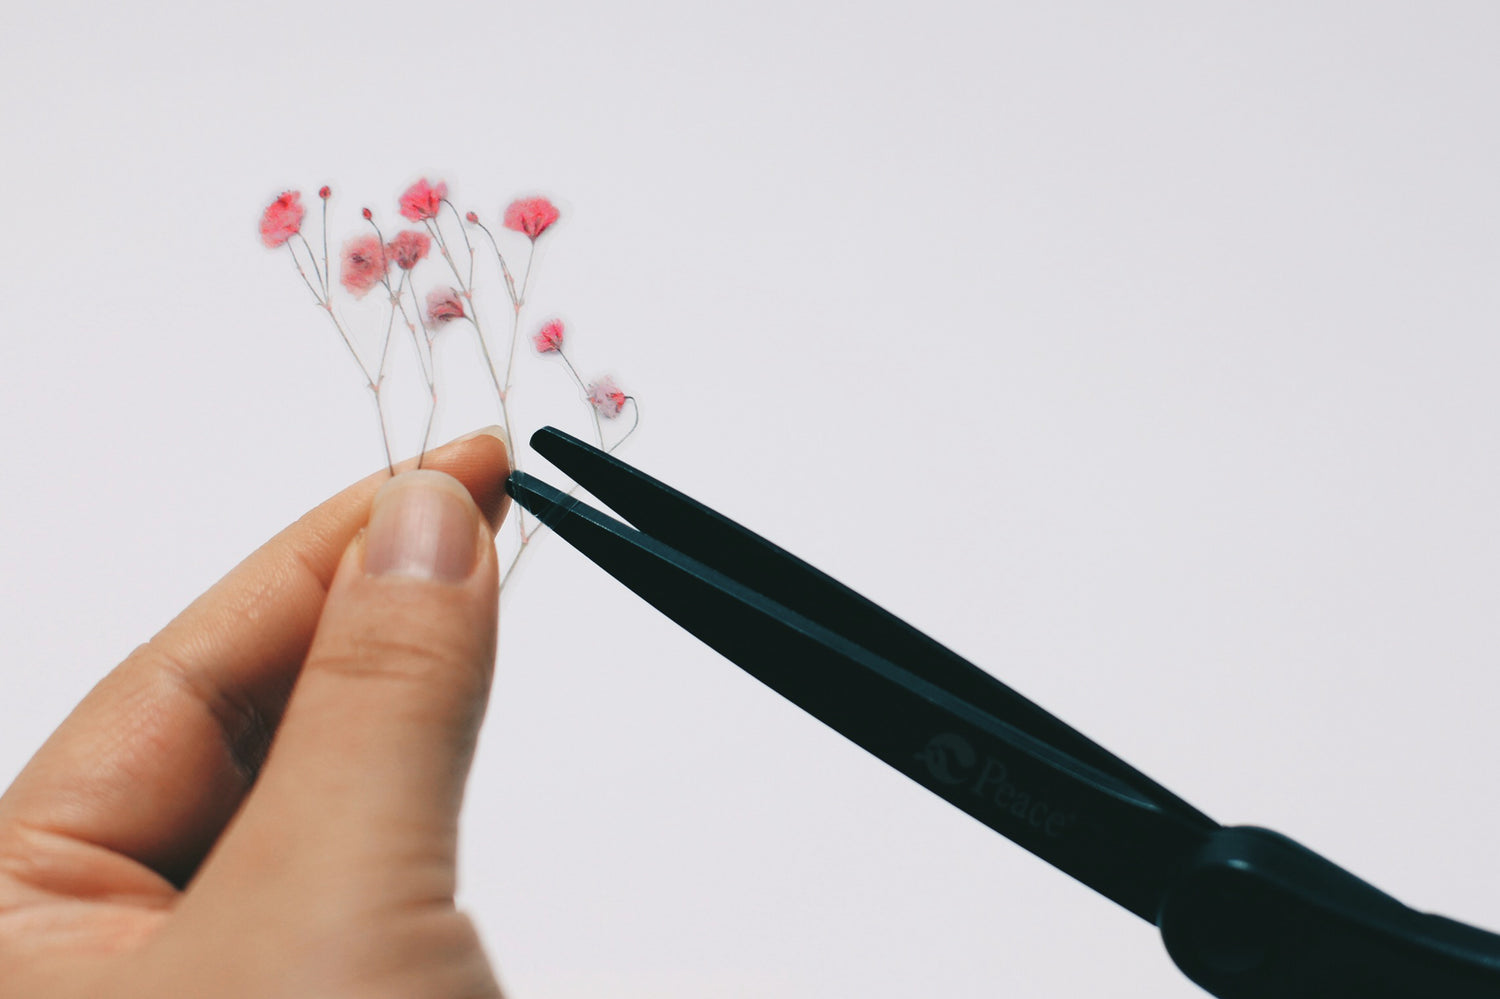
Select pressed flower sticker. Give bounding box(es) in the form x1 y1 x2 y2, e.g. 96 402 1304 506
340 235 387 298
532 319 564 353
259 178 639 593
503 196 560 240
399 178 448 221
587 377 629 419
530 318 638 445
386 230 431 271
259 192 305 248
425 287 466 325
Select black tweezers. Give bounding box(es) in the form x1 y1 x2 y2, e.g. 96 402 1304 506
507 426 1500 998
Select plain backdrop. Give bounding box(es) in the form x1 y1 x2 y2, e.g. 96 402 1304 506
2 2 1498 996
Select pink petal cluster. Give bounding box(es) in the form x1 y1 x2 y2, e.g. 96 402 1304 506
340 234 388 298
400 178 448 221
532 319 565 353
504 196 560 240
426 287 466 325
586 377 627 419
259 191 305 248
386 230 432 271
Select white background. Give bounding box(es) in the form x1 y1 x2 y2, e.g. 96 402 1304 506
2 2 1498 996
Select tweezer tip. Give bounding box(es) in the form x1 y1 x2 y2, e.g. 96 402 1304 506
528 426 567 451
529 426 566 449
504 470 576 529
529 425 603 465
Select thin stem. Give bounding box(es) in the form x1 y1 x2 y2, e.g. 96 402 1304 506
425 214 524 533
517 239 536 306
554 347 588 393
499 241 537 408
442 200 476 292
474 220 518 308
375 279 398 387
320 195 330 298
286 240 371 383
394 276 433 384
307 275 373 388
468 218 531 535
369 384 395 475
608 397 641 453
286 241 324 307
417 365 438 466
553 350 603 449
498 536 529 594
327 304 374 387
394 276 440 469
288 236 391 473
295 233 326 296
366 220 398 391
427 217 507 411
493 260 530 537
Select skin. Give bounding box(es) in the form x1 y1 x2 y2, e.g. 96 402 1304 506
0 429 512 999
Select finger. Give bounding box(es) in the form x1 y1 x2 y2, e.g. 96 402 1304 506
194 470 499 904
0 430 510 893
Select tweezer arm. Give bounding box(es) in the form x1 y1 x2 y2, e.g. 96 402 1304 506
1159 826 1500 998
525 426 1214 832
506 468 1209 922
507 433 1500 998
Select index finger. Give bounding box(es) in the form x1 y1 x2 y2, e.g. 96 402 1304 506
0 429 510 891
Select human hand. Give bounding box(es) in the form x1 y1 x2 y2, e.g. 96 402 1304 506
0 429 511 999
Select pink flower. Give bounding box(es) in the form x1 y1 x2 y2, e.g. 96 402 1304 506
339 234 387 298
465 211 478 224
400 178 448 221
587 376 627 419
426 287 466 325
362 207 373 220
386 230 431 271
504 196 560 239
532 319 565 353
259 191 304 248
318 185 331 200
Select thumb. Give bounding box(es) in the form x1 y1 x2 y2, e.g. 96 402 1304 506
208 469 502 896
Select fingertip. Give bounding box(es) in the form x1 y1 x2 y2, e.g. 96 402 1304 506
411 426 511 531
365 471 490 584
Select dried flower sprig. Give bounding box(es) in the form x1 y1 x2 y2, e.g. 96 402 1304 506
260 186 400 473
360 211 438 464
259 179 640 591
530 318 640 450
